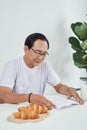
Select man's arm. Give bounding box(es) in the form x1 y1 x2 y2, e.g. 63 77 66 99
54 82 84 105
0 87 29 104
0 86 56 110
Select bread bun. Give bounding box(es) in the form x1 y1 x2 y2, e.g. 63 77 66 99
14 103 48 120
27 103 48 114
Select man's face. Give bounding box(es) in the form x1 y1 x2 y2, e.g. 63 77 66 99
24 39 49 67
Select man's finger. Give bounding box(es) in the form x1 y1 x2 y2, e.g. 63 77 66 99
67 93 71 99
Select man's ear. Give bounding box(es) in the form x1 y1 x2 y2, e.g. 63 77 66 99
24 45 29 52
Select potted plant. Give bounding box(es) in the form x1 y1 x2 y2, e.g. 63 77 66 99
68 22 87 82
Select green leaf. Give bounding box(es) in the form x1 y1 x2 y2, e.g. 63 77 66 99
69 37 83 51
81 39 87 50
73 52 87 68
71 22 87 41
71 22 82 35
82 54 87 63
75 23 87 41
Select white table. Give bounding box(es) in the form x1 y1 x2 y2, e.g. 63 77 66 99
0 97 87 130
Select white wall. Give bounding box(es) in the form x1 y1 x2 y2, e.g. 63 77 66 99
0 0 87 93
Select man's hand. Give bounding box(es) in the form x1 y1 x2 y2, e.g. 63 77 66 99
30 94 57 110
54 83 84 105
66 87 84 104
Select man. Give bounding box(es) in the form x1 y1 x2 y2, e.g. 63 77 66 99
0 33 84 109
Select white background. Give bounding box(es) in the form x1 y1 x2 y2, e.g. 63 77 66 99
0 0 87 93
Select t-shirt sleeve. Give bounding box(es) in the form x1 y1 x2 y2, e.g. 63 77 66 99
0 61 17 89
45 62 61 87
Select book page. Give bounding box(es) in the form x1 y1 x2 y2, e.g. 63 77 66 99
46 94 79 110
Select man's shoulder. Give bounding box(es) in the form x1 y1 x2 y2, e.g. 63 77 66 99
5 56 23 66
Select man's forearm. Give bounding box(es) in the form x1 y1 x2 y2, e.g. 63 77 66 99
0 93 29 104
0 87 29 104
54 83 69 95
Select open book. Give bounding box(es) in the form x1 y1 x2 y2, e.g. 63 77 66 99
46 94 79 110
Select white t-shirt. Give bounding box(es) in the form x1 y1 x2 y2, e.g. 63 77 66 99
0 56 61 95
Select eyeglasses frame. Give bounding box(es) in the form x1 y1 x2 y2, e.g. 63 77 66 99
31 48 49 57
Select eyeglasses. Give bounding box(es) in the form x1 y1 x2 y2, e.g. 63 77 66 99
31 48 49 57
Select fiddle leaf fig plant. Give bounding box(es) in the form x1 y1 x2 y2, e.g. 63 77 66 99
68 22 87 81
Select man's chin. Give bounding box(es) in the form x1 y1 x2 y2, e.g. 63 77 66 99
34 61 41 66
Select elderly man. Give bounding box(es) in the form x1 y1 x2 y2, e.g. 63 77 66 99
0 33 84 109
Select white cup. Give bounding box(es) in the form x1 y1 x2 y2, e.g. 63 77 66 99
81 86 87 101
80 78 87 101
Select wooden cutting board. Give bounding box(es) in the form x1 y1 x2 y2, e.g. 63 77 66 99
7 112 49 123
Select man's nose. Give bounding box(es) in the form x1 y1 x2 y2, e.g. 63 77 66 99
37 55 44 60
